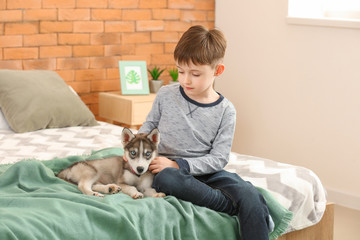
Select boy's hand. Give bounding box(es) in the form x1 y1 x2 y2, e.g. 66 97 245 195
149 156 179 174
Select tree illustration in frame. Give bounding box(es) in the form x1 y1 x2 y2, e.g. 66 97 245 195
119 61 150 95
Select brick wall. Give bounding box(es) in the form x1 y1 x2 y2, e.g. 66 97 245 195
0 0 215 117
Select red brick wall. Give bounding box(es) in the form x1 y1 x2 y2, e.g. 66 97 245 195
0 0 215 116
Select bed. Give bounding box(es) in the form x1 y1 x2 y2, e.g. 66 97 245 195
0 70 333 240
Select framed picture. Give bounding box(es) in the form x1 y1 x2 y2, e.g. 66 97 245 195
119 61 150 95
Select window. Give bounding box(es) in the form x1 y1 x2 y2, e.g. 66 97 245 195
324 0 360 19
288 0 360 28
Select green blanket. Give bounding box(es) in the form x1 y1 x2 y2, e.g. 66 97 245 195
0 148 292 240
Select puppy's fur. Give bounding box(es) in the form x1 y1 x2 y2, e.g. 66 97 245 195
57 128 165 199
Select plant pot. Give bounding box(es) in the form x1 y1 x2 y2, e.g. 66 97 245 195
150 79 163 93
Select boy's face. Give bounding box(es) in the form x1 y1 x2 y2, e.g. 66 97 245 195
176 61 223 103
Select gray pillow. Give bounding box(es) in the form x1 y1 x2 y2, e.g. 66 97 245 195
0 70 98 133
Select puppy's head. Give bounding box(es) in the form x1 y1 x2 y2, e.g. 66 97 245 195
121 128 160 175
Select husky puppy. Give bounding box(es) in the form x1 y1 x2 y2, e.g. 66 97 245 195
57 128 165 199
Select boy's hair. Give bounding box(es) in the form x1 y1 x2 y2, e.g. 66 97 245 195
174 25 226 68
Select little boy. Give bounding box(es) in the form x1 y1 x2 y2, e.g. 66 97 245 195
139 25 273 240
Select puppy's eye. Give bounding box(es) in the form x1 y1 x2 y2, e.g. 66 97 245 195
130 150 136 156
145 152 151 157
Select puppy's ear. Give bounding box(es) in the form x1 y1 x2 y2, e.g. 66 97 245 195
121 127 135 146
147 128 160 145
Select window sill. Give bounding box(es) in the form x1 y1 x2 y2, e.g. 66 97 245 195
286 16 360 29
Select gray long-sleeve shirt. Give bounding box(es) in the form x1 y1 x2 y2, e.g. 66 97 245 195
139 84 236 176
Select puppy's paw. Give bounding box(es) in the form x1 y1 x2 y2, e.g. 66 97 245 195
132 192 144 199
93 192 104 197
153 192 166 198
108 184 122 194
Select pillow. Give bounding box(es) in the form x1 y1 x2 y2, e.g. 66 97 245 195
0 109 11 130
0 70 98 133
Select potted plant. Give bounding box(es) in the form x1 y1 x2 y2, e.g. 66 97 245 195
168 67 178 85
148 66 165 93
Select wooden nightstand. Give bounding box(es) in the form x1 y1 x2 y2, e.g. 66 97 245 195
99 92 156 129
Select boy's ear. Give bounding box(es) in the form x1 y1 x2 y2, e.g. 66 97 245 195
214 64 225 76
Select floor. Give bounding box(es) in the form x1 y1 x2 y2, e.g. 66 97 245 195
334 205 360 240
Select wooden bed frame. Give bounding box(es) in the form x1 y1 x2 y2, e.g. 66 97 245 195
278 203 334 240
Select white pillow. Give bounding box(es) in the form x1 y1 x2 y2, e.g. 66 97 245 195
0 109 11 130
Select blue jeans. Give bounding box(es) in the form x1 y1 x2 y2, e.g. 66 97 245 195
152 168 271 240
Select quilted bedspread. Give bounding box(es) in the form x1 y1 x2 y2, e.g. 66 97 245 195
0 122 326 235
225 154 327 233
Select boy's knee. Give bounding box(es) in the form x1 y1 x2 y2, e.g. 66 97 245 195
152 167 182 193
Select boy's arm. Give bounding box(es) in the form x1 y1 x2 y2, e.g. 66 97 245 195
138 92 162 133
179 107 236 176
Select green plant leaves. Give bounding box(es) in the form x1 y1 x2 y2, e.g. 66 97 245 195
148 66 165 80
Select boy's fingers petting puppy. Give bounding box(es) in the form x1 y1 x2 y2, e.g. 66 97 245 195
149 157 179 173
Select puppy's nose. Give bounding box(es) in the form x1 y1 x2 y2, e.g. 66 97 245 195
137 167 144 173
